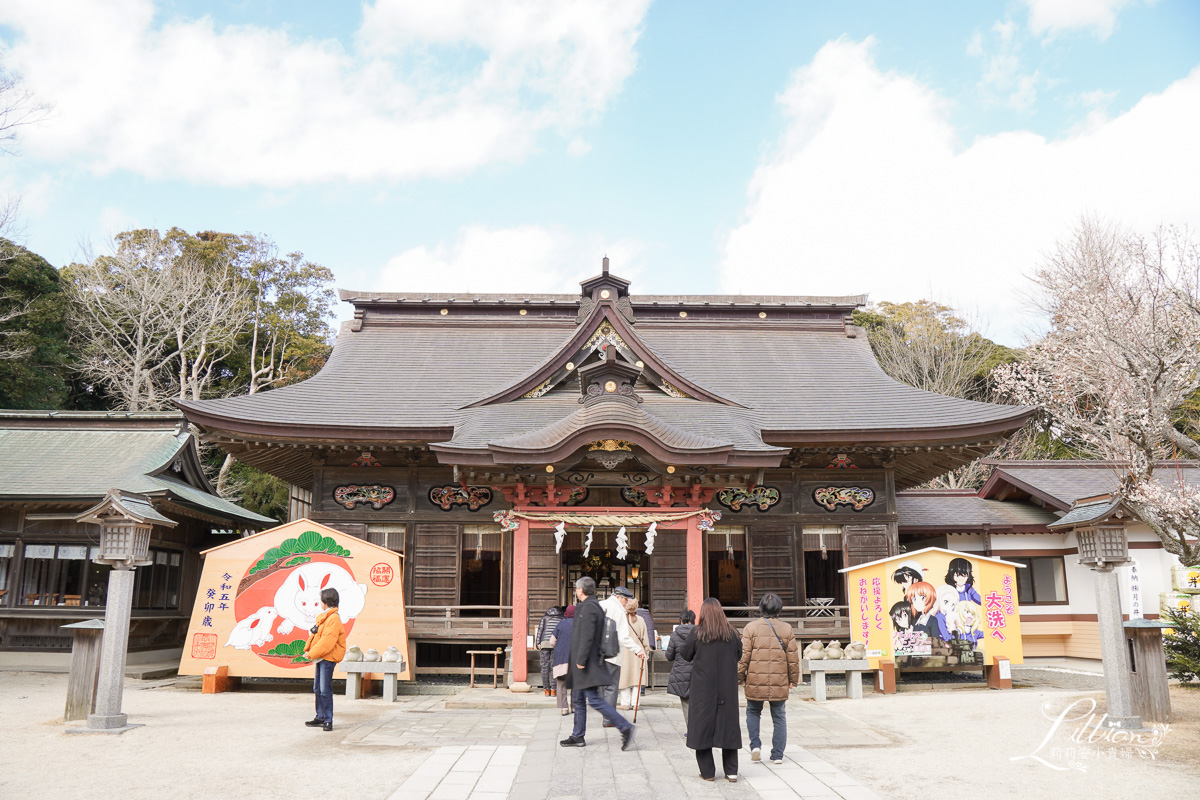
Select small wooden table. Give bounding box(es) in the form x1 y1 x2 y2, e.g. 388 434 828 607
467 649 504 688
802 658 871 702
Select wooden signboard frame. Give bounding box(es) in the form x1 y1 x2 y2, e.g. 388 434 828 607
178 519 410 680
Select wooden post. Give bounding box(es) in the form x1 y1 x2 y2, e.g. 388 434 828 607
875 659 896 694
986 656 1012 690
686 515 704 618
1126 621 1172 724
510 518 531 690
62 620 104 722
202 665 239 694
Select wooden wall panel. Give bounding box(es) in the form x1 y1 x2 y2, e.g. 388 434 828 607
843 524 890 568
528 528 561 631
650 532 687 633
411 523 460 606
747 524 797 606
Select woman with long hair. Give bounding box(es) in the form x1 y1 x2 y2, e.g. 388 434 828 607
679 598 743 783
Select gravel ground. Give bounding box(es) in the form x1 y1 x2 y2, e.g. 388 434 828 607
810 683 1198 800
0 672 427 800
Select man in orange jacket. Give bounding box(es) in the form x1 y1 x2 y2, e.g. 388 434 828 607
304 588 347 731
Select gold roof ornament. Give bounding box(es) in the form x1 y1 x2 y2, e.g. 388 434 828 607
589 439 633 452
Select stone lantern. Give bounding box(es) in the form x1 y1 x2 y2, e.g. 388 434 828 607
72 490 176 732
1050 495 1141 729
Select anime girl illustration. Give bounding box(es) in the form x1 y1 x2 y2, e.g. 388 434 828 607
945 557 982 604
891 560 926 591
954 601 983 646
890 600 914 632
934 585 959 641
906 581 939 638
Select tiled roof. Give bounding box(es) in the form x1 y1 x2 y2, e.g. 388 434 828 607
982 460 1200 510
897 490 1059 530
1047 496 1123 529
0 420 274 525
178 319 1031 440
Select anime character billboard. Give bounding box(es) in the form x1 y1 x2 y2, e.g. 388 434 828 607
179 519 410 679
841 547 1024 670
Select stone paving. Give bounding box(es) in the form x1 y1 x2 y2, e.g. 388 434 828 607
350 692 888 800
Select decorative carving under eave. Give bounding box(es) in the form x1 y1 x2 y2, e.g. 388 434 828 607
585 321 627 351
350 451 381 467
659 381 689 399
332 484 396 510
522 379 553 399
595 451 631 469
812 486 876 511
716 486 781 512
429 485 494 511
622 487 648 506
589 439 633 452
576 296 596 324
827 453 858 469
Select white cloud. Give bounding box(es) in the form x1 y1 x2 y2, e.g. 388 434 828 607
969 20 1044 112
718 37 1200 345
567 137 593 157
376 225 645 294
1019 0 1142 39
0 0 648 187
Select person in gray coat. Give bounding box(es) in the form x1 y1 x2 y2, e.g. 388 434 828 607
665 609 696 726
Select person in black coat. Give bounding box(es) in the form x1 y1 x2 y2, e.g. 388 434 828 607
665 609 696 726
561 576 634 750
679 598 743 783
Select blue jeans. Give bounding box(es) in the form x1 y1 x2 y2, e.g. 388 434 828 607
571 665 630 738
313 659 335 723
746 699 787 760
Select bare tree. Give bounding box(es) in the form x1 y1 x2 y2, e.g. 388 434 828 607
0 65 51 253
995 217 1200 563
65 233 246 410
859 300 1023 488
0 294 34 360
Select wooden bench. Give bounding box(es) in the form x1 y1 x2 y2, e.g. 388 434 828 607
802 658 871 702
467 649 504 688
338 660 407 702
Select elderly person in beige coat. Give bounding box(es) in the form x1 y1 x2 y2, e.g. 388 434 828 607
738 592 800 764
617 596 650 709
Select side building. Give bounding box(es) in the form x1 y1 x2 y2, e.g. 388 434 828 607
898 459 1198 660
176 262 1032 680
0 411 275 669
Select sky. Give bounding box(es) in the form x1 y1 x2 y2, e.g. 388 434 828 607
1 0 1198 345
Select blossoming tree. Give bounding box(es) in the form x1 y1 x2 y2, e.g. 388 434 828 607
994 218 1200 565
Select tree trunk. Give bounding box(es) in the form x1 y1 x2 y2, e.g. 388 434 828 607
216 452 237 497
1169 427 1200 461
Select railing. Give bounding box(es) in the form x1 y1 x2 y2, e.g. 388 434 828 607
720 605 851 638
406 605 514 637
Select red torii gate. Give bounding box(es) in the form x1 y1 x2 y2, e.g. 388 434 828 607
497 505 719 689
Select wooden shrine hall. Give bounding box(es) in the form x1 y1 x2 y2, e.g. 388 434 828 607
176 260 1032 684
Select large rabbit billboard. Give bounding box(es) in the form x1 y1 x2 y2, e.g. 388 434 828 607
179 519 410 679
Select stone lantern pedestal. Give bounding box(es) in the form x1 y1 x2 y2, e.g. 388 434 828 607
68 489 176 734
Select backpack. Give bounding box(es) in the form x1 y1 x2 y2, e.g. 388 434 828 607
599 615 620 659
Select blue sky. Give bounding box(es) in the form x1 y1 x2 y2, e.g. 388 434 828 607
2 0 1198 344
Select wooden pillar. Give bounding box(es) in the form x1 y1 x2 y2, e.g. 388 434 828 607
510 518 531 690
686 516 704 618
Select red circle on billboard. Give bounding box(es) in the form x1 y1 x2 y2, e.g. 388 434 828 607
370 562 394 587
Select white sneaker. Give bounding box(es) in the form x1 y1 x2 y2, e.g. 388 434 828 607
772 758 784 765
726 775 738 783
750 748 761 762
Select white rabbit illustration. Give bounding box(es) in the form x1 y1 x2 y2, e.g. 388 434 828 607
224 606 278 650
273 561 368 636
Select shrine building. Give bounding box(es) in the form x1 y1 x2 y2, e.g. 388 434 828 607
176 261 1035 682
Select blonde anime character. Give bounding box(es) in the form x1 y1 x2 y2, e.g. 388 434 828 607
955 601 983 645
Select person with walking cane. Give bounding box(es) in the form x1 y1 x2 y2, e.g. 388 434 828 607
618 596 650 709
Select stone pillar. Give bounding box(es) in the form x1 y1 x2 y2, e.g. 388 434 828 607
88 568 135 730
686 516 704 618
509 518 530 691
1094 566 1141 729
